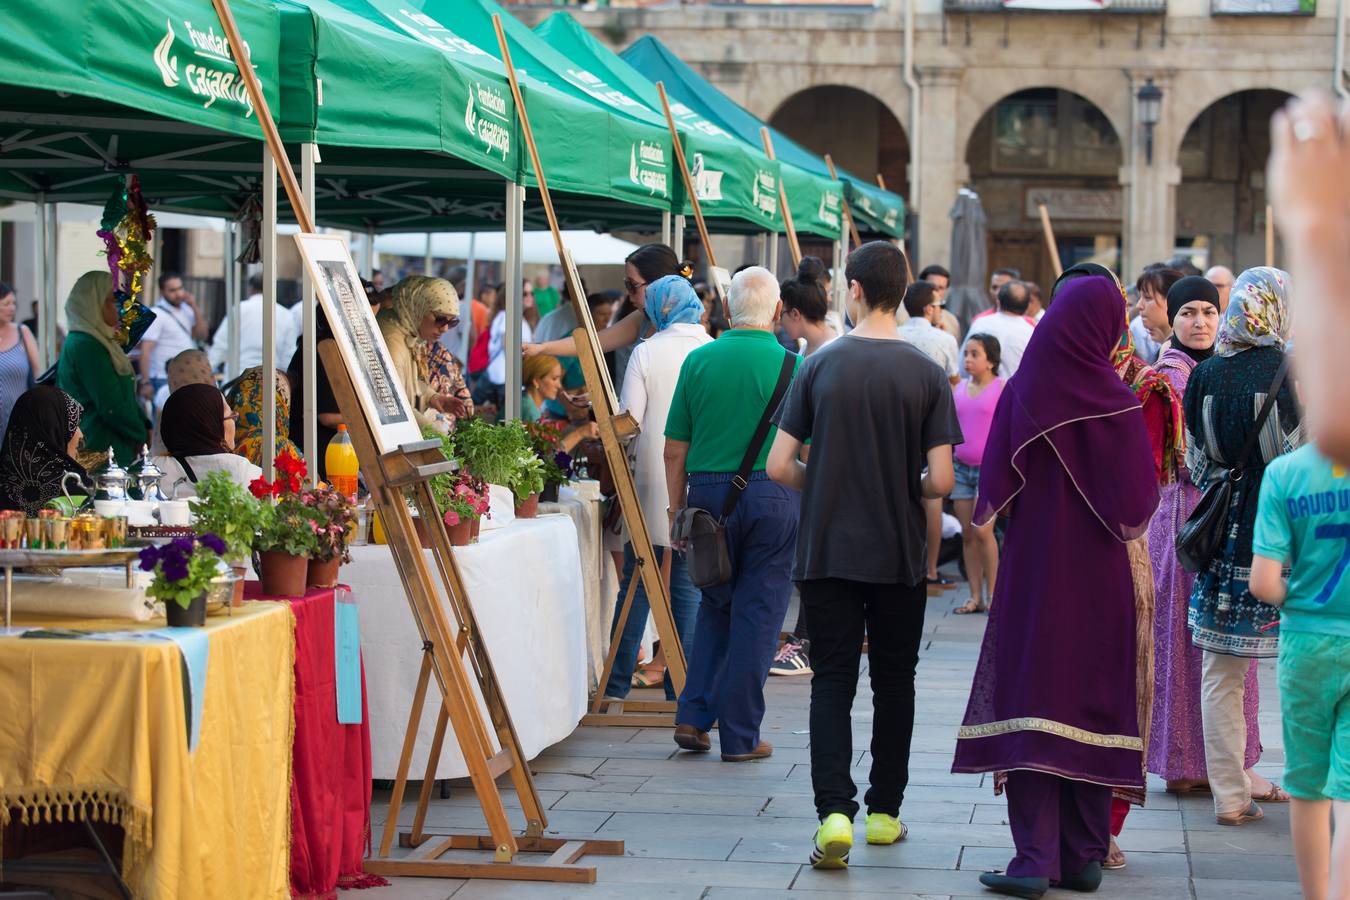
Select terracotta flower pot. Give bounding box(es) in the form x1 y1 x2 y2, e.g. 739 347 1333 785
230 565 247 607
445 518 472 547
470 518 481 541
514 493 540 519
307 556 341 589
258 550 309 598
166 592 207 627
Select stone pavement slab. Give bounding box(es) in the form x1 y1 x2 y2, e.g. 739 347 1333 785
362 580 1293 899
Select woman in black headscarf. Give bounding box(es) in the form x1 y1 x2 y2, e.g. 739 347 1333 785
154 382 261 497
0 385 87 516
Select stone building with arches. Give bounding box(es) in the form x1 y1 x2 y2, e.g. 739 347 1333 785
510 0 1345 286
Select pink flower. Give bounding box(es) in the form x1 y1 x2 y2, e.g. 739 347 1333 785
443 509 460 527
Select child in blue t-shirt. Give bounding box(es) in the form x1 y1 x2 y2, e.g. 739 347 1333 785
1251 443 1350 900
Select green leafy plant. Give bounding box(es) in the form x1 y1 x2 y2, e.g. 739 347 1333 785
303 484 357 563
255 494 321 557
421 426 490 527
525 420 573 489
193 470 263 563
139 534 227 610
448 417 525 487
507 452 546 502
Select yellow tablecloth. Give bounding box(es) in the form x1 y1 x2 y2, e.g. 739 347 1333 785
0 603 294 899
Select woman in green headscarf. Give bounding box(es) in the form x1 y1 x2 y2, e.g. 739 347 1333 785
377 276 470 430
55 271 151 465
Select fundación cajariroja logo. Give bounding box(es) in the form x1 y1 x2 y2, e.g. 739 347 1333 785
819 190 842 231
690 153 724 202
752 170 778 219
153 19 255 117
629 140 668 197
465 82 511 162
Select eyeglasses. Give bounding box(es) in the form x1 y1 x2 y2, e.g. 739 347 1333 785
434 315 460 329
624 278 647 295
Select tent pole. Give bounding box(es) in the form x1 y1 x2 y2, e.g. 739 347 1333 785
33 197 48 372
228 226 242 381
364 225 375 279
461 232 476 366
824 154 863 251
758 233 768 268
654 83 723 316
758 128 802 270
768 231 779 278
424 232 434 277
504 182 523 422
45 204 58 369
261 146 277 472
833 236 845 325
660 211 671 251
302 143 318 484
673 215 685 260
222 221 235 378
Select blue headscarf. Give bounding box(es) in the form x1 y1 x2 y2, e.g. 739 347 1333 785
643 275 704 332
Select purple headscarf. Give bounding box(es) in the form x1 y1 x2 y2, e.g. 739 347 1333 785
975 275 1160 542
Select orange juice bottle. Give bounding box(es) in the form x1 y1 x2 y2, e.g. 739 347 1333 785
325 425 359 501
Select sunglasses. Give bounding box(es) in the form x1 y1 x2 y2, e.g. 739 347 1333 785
223 413 240 423
433 315 460 329
624 277 647 295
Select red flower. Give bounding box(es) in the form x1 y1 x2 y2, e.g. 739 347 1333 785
249 477 272 499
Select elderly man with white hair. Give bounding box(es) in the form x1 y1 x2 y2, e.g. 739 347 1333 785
1205 265 1235 313
663 265 801 762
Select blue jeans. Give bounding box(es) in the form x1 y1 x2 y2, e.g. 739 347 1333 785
676 473 800 756
604 544 701 701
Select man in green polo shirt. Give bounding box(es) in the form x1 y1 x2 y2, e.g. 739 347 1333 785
664 266 801 762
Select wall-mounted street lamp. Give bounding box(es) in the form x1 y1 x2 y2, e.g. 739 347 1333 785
1137 78 1163 166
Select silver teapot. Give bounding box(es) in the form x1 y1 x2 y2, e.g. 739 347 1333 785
127 446 167 502
93 449 128 502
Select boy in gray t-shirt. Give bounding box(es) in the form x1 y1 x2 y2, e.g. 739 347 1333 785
767 241 963 871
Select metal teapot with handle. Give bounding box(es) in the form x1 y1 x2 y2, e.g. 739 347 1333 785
127 446 167 502
60 470 92 512
93 449 129 502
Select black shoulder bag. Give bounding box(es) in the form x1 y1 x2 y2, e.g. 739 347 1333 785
671 352 796 589
1176 356 1289 573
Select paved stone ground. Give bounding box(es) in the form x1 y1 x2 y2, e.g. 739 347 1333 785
367 581 1295 899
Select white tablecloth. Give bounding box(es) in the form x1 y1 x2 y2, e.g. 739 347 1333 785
348 514 589 779
541 482 618 692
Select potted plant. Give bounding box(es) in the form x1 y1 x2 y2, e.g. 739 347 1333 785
447 417 523 488
525 420 574 503
508 451 546 519
438 472 491 546
250 451 318 597
139 533 228 627
193 470 263 605
302 484 356 588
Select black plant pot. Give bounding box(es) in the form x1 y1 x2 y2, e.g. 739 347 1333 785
541 482 560 503
165 592 207 627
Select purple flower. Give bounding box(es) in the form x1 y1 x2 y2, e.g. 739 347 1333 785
198 533 226 556
169 536 195 556
138 546 161 572
162 558 189 582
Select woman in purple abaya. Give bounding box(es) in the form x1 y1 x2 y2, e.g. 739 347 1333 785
952 276 1161 900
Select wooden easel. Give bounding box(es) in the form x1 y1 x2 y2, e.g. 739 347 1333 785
492 16 686 728
322 341 623 882
208 0 621 882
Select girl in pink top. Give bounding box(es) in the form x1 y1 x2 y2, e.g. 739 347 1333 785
952 334 1005 614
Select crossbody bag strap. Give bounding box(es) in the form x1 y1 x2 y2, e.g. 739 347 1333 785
718 352 796 522
1233 355 1290 476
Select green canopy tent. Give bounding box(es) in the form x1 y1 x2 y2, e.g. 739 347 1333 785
621 35 906 240
532 11 845 243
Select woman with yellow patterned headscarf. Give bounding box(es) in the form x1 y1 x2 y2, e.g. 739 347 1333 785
377 276 469 429
225 367 300 467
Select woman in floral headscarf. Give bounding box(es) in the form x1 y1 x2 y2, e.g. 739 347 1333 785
225 366 301 467
1186 266 1301 828
377 276 470 430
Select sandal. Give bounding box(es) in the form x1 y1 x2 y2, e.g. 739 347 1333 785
1253 783 1291 803
1216 802 1264 826
1104 839 1126 870
954 600 988 615
631 665 666 688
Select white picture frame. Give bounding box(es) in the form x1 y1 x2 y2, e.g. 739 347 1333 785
292 233 424 455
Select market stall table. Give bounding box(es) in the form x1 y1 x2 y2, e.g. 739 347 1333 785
347 513 588 780
0 603 293 899
244 582 378 897
540 481 618 692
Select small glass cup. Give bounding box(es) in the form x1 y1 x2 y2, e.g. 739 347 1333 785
44 517 68 551
104 516 128 549
23 517 41 549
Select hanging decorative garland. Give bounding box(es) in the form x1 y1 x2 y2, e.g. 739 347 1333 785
96 176 157 349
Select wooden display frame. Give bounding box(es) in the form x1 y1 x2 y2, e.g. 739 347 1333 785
491 16 686 727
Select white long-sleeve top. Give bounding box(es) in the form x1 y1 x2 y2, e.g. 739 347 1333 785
620 322 713 546
208 293 298 372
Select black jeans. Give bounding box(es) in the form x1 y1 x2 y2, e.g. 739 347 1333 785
802 577 927 820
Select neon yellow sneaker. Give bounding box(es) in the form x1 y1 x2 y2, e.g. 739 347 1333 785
865 812 908 845
809 813 853 869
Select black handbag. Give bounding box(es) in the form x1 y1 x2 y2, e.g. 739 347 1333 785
671 352 795 589
1176 356 1289 573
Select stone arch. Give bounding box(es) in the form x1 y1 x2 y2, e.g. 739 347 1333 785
1168 74 1314 160
954 72 1129 175
766 84 910 202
